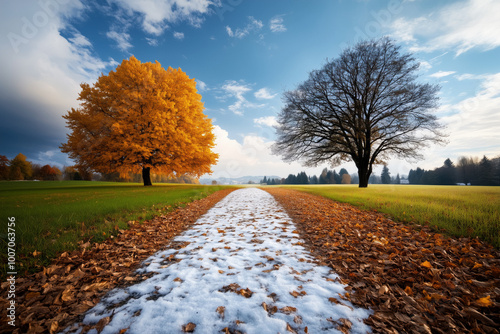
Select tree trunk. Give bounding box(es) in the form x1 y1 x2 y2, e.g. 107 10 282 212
357 164 371 188
142 167 152 186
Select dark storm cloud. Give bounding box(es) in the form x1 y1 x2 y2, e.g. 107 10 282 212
0 95 69 164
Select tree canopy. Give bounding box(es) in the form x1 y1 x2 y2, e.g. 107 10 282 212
60 56 218 186
9 153 32 180
273 38 445 187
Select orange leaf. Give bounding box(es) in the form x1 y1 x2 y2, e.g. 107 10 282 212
49 321 59 334
238 288 253 298
420 261 432 269
476 296 493 307
216 306 225 319
280 306 297 314
472 262 483 269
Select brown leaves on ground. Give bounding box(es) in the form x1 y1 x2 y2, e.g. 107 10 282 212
182 322 196 332
0 189 235 334
220 283 253 298
265 188 500 334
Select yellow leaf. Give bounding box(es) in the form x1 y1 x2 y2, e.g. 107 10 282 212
420 261 432 269
50 321 59 334
476 296 493 307
61 287 74 302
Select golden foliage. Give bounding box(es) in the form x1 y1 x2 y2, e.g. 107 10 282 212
61 56 217 179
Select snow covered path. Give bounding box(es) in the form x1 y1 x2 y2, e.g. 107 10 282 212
75 188 371 334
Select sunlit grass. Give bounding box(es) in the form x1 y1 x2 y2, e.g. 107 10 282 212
0 181 231 277
283 184 500 248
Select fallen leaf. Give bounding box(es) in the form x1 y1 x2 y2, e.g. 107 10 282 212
378 285 389 295
420 261 432 269
95 316 111 333
280 306 297 314
49 321 58 334
475 295 493 307
61 287 74 302
286 322 297 334
216 306 225 319
182 322 196 332
239 288 253 298
25 291 41 301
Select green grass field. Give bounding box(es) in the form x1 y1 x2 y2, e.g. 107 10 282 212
0 181 230 277
284 184 500 248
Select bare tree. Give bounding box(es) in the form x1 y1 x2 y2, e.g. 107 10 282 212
273 38 446 187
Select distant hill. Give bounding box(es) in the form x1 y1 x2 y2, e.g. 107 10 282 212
199 175 281 185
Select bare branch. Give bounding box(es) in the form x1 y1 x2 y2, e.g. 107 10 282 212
273 37 445 187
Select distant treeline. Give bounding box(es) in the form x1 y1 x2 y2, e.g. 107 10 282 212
0 154 63 181
259 166 403 185
259 155 500 186
260 168 356 185
0 153 199 184
409 156 500 186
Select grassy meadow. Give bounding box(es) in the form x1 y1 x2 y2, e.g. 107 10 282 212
285 184 500 248
0 181 230 277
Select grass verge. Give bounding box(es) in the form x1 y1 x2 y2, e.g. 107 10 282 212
281 184 500 248
0 181 232 278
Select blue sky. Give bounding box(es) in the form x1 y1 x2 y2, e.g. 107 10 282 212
1 0 499 179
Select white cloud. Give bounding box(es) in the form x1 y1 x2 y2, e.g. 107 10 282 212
269 16 286 33
209 126 318 179
106 30 132 51
419 60 432 71
222 81 251 97
173 31 184 40
196 79 207 91
391 0 500 55
455 73 489 81
429 70 456 78
146 37 158 46
221 81 252 115
254 87 277 100
110 0 214 35
220 81 267 115
225 16 263 39
254 116 278 127
0 1 118 160
436 73 500 159
69 33 92 47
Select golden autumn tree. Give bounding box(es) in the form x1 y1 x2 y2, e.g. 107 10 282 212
60 56 218 186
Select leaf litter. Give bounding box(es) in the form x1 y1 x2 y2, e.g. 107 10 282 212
265 188 500 334
4 186 497 333
0 189 235 334
60 188 371 333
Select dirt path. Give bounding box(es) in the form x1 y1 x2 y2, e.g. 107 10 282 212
63 188 371 334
